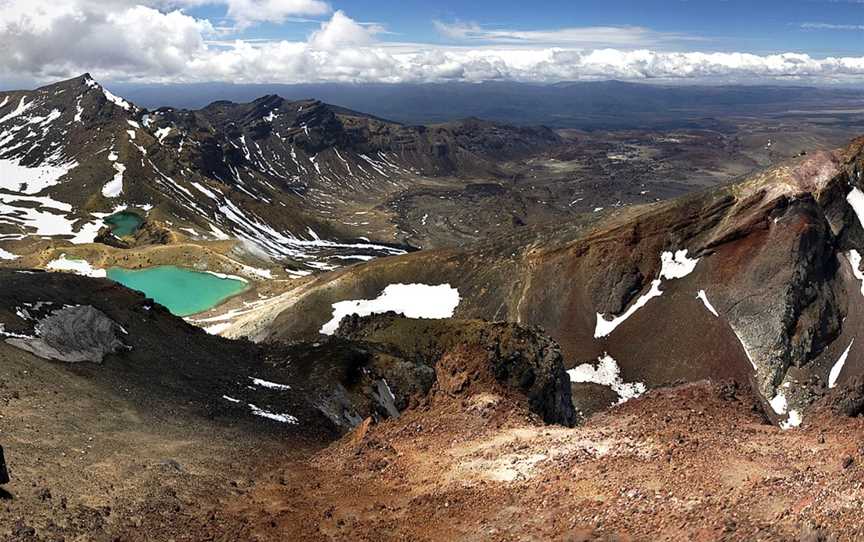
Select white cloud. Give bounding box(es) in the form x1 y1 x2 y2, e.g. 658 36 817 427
5 1 864 86
220 0 330 27
801 22 864 31
0 1 213 78
433 21 700 48
308 9 382 50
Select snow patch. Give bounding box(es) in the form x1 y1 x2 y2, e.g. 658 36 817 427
155 127 171 143
829 339 854 389
733 330 759 371
102 88 133 111
250 377 291 391
848 188 864 229
320 283 460 335
248 403 298 424
46 255 106 278
0 97 33 123
567 353 647 405
0 157 78 195
847 250 864 297
696 289 719 317
781 410 803 430
594 249 699 338
769 390 788 415
102 162 126 198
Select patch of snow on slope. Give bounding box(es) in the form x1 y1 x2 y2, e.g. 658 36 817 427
250 377 291 390
320 283 461 335
0 193 101 243
102 88 133 111
0 97 32 123
0 157 78 195
102 162 126 197
696 289 719 317
0 247 19 260
769 386 803 430
217 196 404 263
248 403 298 424
769 390 788 415
74 96 84 123
155 127 171 143
829 339 854 388
733 331 759 371
46 254 106 278
848 188 864 229
567 353 646 404
595 249 699 338
847 250 864 297
781 410 803 430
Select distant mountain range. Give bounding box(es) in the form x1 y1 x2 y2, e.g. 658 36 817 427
0 74 559 273
106 80 864 129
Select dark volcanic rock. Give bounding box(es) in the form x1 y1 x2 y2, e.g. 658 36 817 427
0 445 8 485
823 375 864 417
7 305 127 363
335 313 577 427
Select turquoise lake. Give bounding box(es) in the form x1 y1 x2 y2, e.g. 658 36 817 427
106 266 247 316
104 211 144 237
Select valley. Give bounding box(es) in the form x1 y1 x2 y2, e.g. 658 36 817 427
4 74 864 540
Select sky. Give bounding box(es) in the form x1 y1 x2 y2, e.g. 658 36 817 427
2 0 864 88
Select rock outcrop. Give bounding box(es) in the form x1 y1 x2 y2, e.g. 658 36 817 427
6 305 127 363
335 313 577 427
0 445 8 485
245 137 864 428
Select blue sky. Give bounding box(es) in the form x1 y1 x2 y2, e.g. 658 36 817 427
4 0 864 86
190 0 864 56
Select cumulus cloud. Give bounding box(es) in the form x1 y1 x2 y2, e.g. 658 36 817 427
5 1 864 86
0 1 213 78
308 10 382 50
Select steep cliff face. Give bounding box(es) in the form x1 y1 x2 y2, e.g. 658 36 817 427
230 138 864 426
335 313 577 427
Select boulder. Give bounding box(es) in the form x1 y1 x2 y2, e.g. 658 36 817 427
0 445 9 485
6 305 127 363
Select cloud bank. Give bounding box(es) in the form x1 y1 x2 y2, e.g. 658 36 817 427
4 1 864 85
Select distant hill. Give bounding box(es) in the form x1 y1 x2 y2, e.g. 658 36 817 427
108 80 864 130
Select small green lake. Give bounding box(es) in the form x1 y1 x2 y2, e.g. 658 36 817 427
106 266 248 317
104 211 144 237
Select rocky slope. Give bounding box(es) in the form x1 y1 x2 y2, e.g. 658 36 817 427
225 137 864 428
0 268 592 540
0 75 560 274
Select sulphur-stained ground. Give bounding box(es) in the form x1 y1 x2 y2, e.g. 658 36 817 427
3 337 864 541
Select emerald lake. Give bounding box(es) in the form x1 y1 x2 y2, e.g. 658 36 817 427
106 266 247 316
104 211 144 237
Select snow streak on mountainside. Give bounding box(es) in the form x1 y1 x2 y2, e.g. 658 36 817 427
0 75 559 273
229 137 864 429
